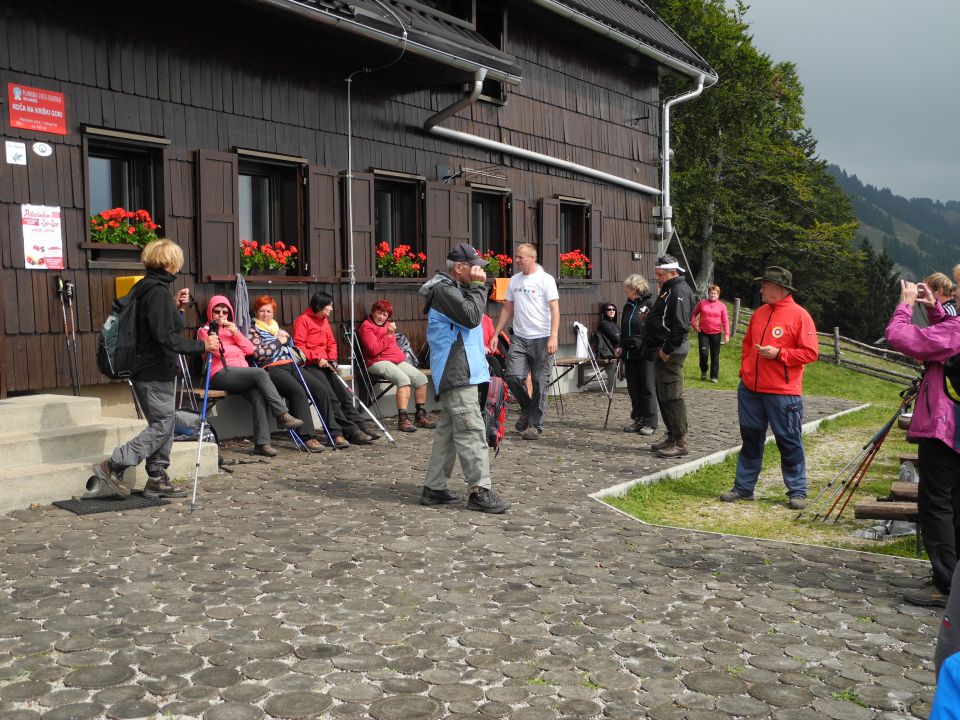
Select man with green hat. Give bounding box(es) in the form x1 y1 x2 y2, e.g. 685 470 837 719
720 266 819 509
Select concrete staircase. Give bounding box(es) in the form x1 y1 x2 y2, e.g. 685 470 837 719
0 394 218 515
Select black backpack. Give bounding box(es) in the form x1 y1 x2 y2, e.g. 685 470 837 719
96 280 150 379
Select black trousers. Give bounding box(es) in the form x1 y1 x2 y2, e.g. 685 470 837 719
623 356 657 429
918 438 960 593
698 332 722 379
267 363 352 437
303 365 365 430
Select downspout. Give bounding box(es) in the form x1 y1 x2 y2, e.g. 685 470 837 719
660 75 706 248
425 71 662 196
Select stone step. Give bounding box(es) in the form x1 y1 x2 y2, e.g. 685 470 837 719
0 442 218 516
0 394 103 435
0 419 148 469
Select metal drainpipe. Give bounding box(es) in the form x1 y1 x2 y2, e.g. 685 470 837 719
661 75 706 249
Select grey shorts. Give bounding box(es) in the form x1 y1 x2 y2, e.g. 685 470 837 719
368 360 428 389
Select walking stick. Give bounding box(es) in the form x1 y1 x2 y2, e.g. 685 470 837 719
191 350 214 513
55 276 81 396
603 359 621 430
285 346 337 450
329 368 398 447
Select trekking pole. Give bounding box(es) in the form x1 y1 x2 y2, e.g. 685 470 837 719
603 359 621 430
329 367 398 447
286 346 337 450
191 350 214 513
55 276 81 396
800 439 874 521
64 279 81 394
178 354 199 412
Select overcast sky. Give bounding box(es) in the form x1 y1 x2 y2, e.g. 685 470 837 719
732 0 960 202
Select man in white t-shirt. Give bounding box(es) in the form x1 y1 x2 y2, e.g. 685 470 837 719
490 243 560 440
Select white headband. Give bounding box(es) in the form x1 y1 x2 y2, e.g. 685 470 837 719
656 261 684 271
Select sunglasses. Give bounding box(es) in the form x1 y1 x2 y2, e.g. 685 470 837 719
212 308 230 315
605 307 616 311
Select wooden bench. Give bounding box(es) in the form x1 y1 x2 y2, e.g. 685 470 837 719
854 500 918 521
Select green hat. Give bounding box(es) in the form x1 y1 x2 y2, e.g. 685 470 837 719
754 266 796 292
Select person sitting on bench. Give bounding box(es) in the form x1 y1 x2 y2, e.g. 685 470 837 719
358 299 435 433
197 295 303 457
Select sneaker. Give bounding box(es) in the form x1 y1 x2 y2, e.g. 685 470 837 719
275 412 304 431
515 409 528 432
623 420 643 433
700 372 708 381
710 378 719 384
397 413 417 433
359 422 382 439
305 438 325 452
787 495 808 510
346 431 374 445
649 435 675 452
144 470 188 498
254 444 278 457
415 409 436 429
90 459 130 498
521 426 541 441
331 435 351 450
657 440 689 458
637 426 656 436
719 489 754 502
420 487 462 506
467 487 511 514
902 585 949 608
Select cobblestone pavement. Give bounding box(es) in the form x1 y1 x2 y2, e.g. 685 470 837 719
0 389 940 719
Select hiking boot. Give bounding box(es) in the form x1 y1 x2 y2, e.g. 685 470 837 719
144 470 188 498
275 412 303 431
359 422 382 439
657 439 689 458
331 435 351 450
787 495 808 510
903 585 949 608
397 413 417 432
719 489 754 502
414 409 436 429
649 435 675 452
254 444 277 457
521 426 541 441
420 487 462 506
467 487 511 514
710 378 719 384
304 438 324 452
700 372 708 381
623 420 643 433
91 459 130 499
515 409 528 432
637 426 656 436
346 430 374 445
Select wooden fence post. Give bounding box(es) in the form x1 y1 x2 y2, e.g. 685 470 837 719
732 298 741 337
833 327 841 365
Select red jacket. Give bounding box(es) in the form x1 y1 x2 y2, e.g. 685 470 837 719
739 295 818 395
292 310 338 364
358 317 405 366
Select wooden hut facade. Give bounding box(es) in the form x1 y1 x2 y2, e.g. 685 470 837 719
0 0 714 398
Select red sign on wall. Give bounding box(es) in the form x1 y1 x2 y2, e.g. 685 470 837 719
7 83 67 135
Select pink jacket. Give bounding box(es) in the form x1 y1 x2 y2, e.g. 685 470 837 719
692 299 729 337
358 317 405 366
886 302 960 451
197 295 255 377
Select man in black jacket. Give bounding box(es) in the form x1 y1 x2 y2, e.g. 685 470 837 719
643 255 694 458
91 239 219 498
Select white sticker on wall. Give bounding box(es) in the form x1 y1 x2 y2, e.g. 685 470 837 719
5 141 26 165
32 142 52 157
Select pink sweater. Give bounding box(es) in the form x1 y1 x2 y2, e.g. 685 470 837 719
692 299 729 337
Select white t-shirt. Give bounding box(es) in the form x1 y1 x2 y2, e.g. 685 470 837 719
505 265 559 339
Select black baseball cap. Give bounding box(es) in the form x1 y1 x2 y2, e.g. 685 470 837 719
447 243 486 266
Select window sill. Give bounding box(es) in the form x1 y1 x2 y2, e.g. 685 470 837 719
206 274 340 284
81 242 144 267
372 277 426 287
558 277 597 286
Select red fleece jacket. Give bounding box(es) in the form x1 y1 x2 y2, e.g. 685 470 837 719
292 310 338 364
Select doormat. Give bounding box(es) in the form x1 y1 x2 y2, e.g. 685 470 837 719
53 494 171 515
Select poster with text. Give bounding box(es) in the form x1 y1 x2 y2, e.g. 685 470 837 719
8 83 67 135
22 204 63 270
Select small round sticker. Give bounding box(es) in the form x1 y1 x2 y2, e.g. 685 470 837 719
772 327 784 338
32 142 53 157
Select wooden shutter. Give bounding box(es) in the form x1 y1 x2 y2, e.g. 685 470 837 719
539 197 560 277
195 149 238 278
307 165 340 278
426 183 471 276
590 207 603 280
345 172 374 281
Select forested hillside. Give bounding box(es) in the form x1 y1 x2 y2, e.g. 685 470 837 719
829 165 960 280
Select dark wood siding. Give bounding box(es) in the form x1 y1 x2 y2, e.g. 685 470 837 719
196 150 238 279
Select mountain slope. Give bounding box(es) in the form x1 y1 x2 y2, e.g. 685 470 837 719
829 165 960 280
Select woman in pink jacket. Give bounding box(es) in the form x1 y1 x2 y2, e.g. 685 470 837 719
197 295 302 456
886 279 960 608
691 284 730 383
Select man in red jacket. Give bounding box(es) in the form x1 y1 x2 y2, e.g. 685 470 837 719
720 266 818 509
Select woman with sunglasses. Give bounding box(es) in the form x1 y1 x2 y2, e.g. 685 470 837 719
197 295 303 457
594 303 621 391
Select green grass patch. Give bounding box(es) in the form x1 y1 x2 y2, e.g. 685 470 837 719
608 323 924 560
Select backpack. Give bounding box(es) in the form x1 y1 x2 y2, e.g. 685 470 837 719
395 330 419 368
96 280 149 379
482 375 509 457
